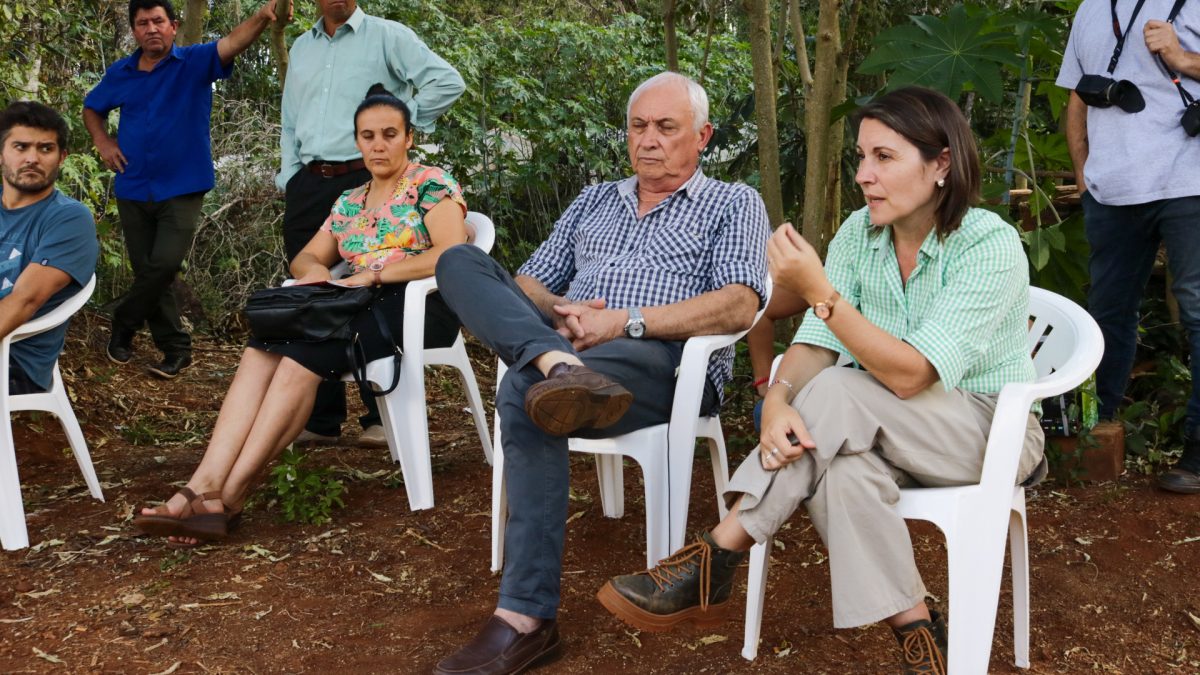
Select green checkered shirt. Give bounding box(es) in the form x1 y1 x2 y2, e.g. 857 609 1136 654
793 206 1036 395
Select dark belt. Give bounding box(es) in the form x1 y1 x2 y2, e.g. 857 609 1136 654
306 159 366 178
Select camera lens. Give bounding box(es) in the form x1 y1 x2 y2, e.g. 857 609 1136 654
1111 80 1146 113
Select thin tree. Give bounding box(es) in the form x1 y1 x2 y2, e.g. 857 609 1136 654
745 0 784 226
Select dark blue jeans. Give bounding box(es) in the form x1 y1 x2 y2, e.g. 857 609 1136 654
435 245 716 619
1083 191 1200 435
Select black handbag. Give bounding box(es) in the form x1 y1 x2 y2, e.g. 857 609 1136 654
244 283 375 343
243 283 404 398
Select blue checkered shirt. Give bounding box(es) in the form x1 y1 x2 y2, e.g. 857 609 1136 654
518 169 770 400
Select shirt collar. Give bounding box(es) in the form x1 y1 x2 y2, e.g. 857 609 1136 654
122 45 181 71
616 167 708 201
311 7 366 39
865 219 941 259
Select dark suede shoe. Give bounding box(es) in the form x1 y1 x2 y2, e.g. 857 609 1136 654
596 531 745 632
147 353 193 380
523 362 633 436
433 615 560 675
893 610 948 675
1158 438 1200 494
107 325 134 364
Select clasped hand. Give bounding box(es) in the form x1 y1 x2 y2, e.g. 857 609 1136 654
758 397 816 471
552 299 624 351
767 223 834 305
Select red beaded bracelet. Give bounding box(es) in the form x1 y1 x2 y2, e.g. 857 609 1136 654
752 376 769 389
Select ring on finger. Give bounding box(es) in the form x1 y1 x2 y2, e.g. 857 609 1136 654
769 447 780 457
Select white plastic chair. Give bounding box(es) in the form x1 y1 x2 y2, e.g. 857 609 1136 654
339 212 496 510
492 277 772 570
741 287 1104 673
0 274 103 551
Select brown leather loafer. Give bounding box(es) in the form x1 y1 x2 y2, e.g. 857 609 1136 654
433 615 561 675
523 363 633 436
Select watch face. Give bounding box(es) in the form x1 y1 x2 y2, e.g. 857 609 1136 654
814 304 831 320
626 321 645 338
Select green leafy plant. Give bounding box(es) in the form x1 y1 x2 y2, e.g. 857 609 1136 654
268 448 346 525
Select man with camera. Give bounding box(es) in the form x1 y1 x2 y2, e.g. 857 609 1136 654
1058 0 1200 493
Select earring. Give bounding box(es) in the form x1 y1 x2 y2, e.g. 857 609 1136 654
936 178 945 188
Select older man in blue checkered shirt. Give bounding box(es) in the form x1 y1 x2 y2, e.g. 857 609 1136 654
433 72 769 675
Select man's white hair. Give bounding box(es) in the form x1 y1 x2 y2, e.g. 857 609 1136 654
626 72 710 133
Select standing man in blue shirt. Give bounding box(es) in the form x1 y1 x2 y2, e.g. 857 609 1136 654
83 0 282 379
279 0 464 447
0 102 98 396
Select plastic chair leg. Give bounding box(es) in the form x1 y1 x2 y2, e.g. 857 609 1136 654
374 391 402 464
446 342 493 466
595 454 625 519
0 416 29 550
705 433 731 520
49 375 103 501
490 438 507 573
742 539 771 660
944 523 1009 675
633 449 670 568
1010 499 1031 668
382 362 435 510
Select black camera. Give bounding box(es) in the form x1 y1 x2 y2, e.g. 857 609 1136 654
1183 100 1200 137
1075 74 1146 113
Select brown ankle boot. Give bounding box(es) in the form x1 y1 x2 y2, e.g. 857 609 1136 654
893 610 948 675
596 531 746 632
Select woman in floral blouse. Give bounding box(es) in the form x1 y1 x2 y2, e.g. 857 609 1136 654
134 84 469 545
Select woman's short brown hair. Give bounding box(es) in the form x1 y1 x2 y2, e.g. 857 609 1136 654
852 86 980 239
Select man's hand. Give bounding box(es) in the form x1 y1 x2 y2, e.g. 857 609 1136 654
552 300 625 351
257 0 290 24
1146 20 1186 69
767 223 834 305
758 396 815 471
95 135 127 173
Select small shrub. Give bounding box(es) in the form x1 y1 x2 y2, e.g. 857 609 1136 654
268 448 346 525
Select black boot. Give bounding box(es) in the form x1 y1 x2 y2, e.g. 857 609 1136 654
1158 436 1200 494
893 610 948 675
596 530 746 632
107 324 135 364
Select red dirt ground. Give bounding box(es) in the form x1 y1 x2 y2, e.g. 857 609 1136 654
1 311 1198 673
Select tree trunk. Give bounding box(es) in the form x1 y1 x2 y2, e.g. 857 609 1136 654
698 3 716 84
177 0 207 46
800 0 843 252
664 0 679 72
271 0 293 88
745 0 785 226
789 0 813 88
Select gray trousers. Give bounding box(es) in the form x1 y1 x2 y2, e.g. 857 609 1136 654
434 244 717 618
728 366 1044 628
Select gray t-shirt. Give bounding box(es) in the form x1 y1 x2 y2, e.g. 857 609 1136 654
1057 0 1200 205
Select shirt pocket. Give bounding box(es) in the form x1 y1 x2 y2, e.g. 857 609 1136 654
643 217 711 277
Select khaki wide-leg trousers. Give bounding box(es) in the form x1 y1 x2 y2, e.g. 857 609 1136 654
727 366 1044 628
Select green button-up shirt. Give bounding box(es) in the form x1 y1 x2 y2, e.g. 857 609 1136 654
793 206 1036 395
277 8 465 190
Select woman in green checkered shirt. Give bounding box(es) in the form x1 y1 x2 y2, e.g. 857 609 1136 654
598 87 1043 674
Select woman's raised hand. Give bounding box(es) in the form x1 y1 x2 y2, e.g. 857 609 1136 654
767 223 833 305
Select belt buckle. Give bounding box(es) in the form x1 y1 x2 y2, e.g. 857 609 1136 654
316 163 335 178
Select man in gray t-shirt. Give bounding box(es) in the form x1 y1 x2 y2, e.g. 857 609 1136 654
1057 0 1200 493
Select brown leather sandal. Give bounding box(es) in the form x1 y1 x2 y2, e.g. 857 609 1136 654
133 487 229 541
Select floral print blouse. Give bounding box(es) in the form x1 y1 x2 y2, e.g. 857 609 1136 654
319 163 468 273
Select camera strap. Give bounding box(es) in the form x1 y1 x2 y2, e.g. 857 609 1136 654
1108 0 1152 73
1159 0 1197 106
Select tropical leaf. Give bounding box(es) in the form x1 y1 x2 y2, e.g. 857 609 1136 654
859 4 1021 102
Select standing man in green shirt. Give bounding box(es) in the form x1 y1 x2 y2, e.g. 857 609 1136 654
278 0 464 447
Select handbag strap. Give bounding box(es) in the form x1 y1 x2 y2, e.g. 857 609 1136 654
346 287 405 402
